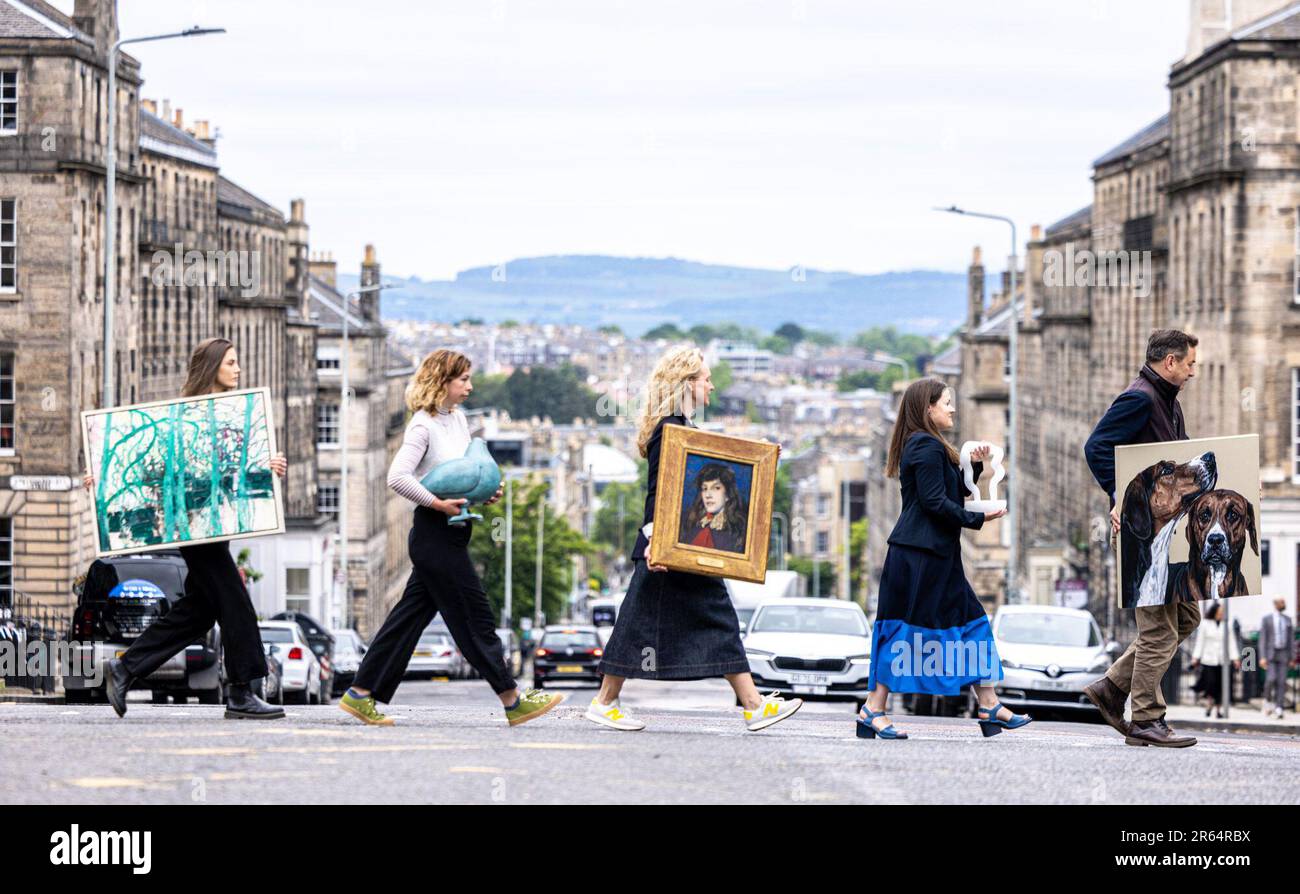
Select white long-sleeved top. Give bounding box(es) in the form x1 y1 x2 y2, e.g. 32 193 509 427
386 408 470 507
1192 620 1240 666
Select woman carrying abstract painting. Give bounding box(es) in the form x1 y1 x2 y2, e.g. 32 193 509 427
85 337 287 720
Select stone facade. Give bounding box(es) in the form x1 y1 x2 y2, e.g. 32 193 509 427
1008 1 1300 634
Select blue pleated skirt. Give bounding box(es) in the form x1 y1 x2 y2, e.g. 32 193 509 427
868 543 1003 695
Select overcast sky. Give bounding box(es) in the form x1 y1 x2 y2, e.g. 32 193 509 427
78 0 1189 279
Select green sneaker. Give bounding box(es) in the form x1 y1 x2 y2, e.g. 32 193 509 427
506 689 566 727
339 691 394 726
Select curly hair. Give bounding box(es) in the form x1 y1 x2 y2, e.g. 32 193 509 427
635 345 704 457
406 349 472 414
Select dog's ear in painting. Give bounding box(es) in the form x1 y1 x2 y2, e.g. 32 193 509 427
1122 470 1153 541
1119 468 1154 608
1246 501 1258 556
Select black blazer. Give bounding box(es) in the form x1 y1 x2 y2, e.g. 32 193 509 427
886 431 985 558
630 414 690 561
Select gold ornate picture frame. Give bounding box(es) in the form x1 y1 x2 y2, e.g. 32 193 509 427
649 424 778 583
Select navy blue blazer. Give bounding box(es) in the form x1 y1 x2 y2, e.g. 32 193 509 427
886 432 985 558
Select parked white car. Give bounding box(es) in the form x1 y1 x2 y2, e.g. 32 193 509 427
741 598 872 707
989 604 1117 719
258 621 323 705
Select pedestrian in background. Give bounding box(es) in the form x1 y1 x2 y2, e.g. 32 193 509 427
1190 601 1239 718
1259 597 1294 719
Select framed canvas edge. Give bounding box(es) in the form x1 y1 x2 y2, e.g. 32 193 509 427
85 386 287 559
649 425 778 583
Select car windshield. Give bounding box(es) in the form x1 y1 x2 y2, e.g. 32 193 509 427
260 627 297 644
541 632 600 648
750 605 868 637
419 634 451 647
997 613 1099 647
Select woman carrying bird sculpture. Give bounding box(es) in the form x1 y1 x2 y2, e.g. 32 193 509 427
339 348 564 727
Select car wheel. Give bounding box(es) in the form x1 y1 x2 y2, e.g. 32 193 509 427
320 681 332 706
64 688 94 705
288 688 308 705
854 699 867 713
197 685 222 706
151 691 170 705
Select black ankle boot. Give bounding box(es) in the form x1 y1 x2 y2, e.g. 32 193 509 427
225 682 286 720
105 658 134 718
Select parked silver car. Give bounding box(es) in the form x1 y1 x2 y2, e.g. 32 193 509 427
406 629 466 680
987 604 1117 718
741 598 872 707
258 621 323 705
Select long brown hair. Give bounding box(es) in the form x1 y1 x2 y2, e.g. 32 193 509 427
406 349 471 414
181 337 235 397
885 378 960 478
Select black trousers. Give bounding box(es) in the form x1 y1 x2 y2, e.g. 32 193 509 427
119 541 267 685
353 507 516 703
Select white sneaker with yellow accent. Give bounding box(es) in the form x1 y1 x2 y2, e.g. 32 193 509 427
584 697 646 731
743 692 803 731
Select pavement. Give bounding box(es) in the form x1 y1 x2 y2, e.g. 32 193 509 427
2 678 1298 804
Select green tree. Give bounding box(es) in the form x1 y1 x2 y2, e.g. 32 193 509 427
788 556 839 597
774 322 805 344
591 478 646 555
710 360 733 393
469 480 593 628
644 322 687 341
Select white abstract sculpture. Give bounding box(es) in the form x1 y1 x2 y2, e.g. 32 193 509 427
959 441 1006 513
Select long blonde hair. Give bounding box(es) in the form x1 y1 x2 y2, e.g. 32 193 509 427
635 345 704 457
406 349 471 414
181 337 234 397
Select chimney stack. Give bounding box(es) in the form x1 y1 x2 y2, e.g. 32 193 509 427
173 107 183 129
285 199 310 314
308 250 337 289
967 246 985 329
141 98 157 116
161 98 172 123
359 244 381 322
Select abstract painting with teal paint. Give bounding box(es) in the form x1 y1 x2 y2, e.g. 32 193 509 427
81 387 285 556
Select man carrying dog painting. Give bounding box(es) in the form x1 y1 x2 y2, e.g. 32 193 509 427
1082 329 1200 748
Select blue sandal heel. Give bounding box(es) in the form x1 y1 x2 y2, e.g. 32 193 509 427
857 707 908 740
977 701 1031 737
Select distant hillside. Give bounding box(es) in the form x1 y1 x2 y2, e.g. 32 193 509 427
339 255 967 338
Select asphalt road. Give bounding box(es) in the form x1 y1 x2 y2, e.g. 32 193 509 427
3 678 1297 804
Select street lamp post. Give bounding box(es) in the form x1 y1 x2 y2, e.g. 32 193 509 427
102 26 224 407
339 283 390 629
936 205 1020 605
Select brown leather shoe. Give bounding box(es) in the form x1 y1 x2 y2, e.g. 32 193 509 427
1125 718 1197 748
1084 676 1129 736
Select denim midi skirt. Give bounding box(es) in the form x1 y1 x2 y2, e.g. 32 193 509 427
868 543 1003 696
597 559 750 680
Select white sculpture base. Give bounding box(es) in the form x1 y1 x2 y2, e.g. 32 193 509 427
965 499 1006 513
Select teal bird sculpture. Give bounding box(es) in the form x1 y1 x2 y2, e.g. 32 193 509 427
419 438 502 526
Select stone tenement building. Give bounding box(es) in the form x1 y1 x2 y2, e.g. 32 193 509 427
1005 0 1300 632
0 0 144 610
307 247 414 637
0 0 399 626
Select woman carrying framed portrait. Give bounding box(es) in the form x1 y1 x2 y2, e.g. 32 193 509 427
584 346 802 733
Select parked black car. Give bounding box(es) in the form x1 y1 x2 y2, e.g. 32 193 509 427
64 552 225 704
532 626 604 689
